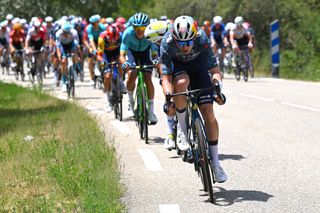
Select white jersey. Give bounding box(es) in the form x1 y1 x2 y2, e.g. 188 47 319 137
55 28 79 46
0 27 10 42
230 25 248 39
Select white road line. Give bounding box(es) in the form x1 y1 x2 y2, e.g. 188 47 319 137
110 120 133 134
57 95 68 100
159 204 181 213
85 105 97 111
138 149 163 171
281 102 320 112
239 93 274 102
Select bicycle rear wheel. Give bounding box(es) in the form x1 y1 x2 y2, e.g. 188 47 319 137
194 117 214 203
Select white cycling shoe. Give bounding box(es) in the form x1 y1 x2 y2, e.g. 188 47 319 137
148 112 158 124
211 164 228 183
163 134 175 150
177 130 189 151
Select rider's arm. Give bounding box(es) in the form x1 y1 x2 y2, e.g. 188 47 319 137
119 31 129 64
25 30 30 50
97 36 105 61
229 30 237 49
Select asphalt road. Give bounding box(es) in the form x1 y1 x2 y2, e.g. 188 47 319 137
2 68 320 213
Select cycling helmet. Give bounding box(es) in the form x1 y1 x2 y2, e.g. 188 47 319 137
234 16 244 26
89 14 101 23
213 16 222 24
225 22 234 31
160 15 167 21
6 14 13 21
1 21 8 28
62 22 72 32
106 24 120 43
172 15 197 41
45 16 53 23
144 20 170 43
131 13 149 27
34 19 41 28
13 23 22 30
116 17 126 25
12 17 20 25
203 20 210 26
20 19 27 25
150 18 158 23
106 17 114 24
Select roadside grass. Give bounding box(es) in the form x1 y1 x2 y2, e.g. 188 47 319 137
0 82 124 212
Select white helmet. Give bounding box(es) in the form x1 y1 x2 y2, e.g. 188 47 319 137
172 15 197 41
6 14 13 21
20 19 27 25
45 16 53 23
144 20 170 43
234 16 244 26
213 16 222 24
12 17 20 25
1 21 8 28
225 22 234 31
34 19 41 28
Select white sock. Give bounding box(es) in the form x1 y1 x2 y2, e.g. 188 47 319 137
166 115 175 135
209 145 220 167
105 91 111 102
148 99 154 114
176 109 187 135
128 91 134 105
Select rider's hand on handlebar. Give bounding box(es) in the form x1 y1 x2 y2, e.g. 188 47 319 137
121 61 131 70
248 42 253 49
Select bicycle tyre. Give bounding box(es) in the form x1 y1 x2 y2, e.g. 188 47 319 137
243 68 248 82
142 90 148 144
194 118 214 203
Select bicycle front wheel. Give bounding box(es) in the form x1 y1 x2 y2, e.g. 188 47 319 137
194 117 214 203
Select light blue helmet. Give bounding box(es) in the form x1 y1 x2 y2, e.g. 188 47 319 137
131 13 149 27
62 22 71 32
89 14 101 23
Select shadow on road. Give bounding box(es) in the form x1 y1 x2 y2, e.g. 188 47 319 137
75 96 102 100
219 154 246 161
148 136 165 144
211 186 274 206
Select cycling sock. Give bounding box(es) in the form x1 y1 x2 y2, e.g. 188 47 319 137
166 115 175 135
148 99 154 113
105 91 111 103
176 107 187 135
208 140 220 167
128 91 134 105
77 62 82 71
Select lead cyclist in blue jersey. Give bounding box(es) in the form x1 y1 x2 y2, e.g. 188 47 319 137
160 15 227 183
119 12 158 124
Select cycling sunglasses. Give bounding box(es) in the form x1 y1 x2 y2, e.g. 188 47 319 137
176 39 194 47
134 26 146 31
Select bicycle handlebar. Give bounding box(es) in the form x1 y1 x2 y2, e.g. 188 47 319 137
128 64 155 70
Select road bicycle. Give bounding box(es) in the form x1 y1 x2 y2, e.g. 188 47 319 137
28 49 45 86
104 61 123 121
129 64 155 144
234 46 250 82
165 83 226 203
66 53 77 98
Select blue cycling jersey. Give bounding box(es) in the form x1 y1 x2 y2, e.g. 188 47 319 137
120 26 157 53
86 23 106 43
160 29 217 75
210 23 226 44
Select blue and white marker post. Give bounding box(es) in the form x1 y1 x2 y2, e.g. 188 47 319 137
271 20 280 77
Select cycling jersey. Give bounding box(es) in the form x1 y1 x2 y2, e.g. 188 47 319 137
0 28 10 46
55 28 79 47
86 23 105 44
160 29 217 75
10 29 25 45
230 25 248 40
120 25 157 54
98 31 122 52
26 27 46 42
210 23 226 44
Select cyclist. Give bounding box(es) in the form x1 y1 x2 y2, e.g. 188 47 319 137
86 14 106 85
120 12 158 124
230 16 253 52
0 21 11 68
160 15 227 182
25 19 47 71
10 22 25 80
97 24 125 112
144 20 174 149
55 22 79 92
230 16 253 70
210 16 228 75
6 14 14 30
201 20 211 38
